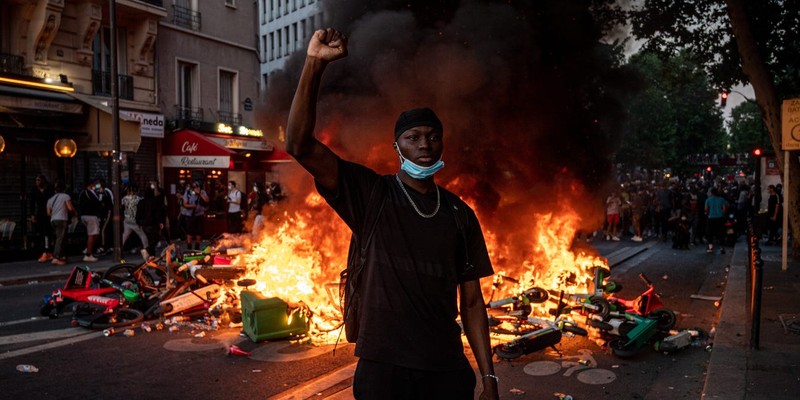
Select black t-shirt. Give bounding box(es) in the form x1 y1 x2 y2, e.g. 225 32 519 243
316 159 493 371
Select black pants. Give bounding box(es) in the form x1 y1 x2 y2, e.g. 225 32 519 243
227 211 242 234
706 217 725 246
353 358 475 400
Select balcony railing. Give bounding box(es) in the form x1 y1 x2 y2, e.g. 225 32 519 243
92 70 134 100
174 4 201 30
137 0 164 6
175 105 203 121
0 53 25 76
218 110 241 125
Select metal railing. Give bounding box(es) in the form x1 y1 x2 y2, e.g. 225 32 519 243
746 218 763 350
92 69 134 100
175 105 203 121
174 4 201 30
0 53 25 75
217 110 241 125
137 0 164 6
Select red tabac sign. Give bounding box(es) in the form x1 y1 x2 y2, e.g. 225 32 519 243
162 129 233 169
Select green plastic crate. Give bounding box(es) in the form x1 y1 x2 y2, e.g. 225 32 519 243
240 291 310 342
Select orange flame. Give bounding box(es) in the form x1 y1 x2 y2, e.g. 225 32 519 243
219 174 605 342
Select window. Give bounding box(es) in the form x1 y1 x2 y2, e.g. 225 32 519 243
174 0 201 30
177 60 199 118
284 26 289 56
92 27 132 99
276 30 282 59
292 23 298 52
284 0 289 15
301 19 306 43
269 32 275 61
219 70 238 124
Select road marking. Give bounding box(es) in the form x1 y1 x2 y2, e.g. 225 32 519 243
265 362 357 400
0 330 104 360
250 342 336 362
0 327 90 345
0 315 62 327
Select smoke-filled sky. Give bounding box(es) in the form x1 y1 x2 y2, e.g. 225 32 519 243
260 0 637 262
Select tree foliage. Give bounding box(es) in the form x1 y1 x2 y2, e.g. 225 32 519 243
616 50 726 176
728 101 770 154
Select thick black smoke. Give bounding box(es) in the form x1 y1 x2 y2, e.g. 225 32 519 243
260 0 635 268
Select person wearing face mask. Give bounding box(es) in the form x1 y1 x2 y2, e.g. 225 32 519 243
226 180 243 234
286 29 498 400
77 181 104 262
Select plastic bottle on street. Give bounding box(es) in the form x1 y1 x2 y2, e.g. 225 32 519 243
16 364 39 373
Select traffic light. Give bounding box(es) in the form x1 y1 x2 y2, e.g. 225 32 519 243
720 91 728 107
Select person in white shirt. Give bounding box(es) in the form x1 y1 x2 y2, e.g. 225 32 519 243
226 180 243 234
46 179 76 265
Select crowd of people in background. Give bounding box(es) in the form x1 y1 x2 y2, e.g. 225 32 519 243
594 178 784 253
28 175 284 265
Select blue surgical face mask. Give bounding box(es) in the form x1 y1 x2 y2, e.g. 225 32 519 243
395 143 444 180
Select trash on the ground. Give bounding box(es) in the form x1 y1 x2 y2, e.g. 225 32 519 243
509 388 525 395
141 323 152 333
194 331 206 338
779 314 800 334
16 364 39 373
168 325 179 332
662 274 668 280
154 322 165 331
655 330 693 352
103 328 116 336
690 294 722 301
764 286 774 290
228 344 252 357
554 393 573 400
578 359 592 366
123 329 135 337
252 369 262 373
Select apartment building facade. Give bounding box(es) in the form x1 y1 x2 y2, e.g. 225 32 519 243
258 0 322 86
0 0 165 253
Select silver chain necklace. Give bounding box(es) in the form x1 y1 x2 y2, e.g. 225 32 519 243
394 174 440 218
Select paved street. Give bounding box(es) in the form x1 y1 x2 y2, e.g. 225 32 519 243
1 236 799 399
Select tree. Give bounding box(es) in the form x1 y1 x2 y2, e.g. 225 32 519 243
728 101 770 155
597 0 800 252
616 50 726 177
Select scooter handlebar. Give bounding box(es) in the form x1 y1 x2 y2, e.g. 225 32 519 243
639 273 653 287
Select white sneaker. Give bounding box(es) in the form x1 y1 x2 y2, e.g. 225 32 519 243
82 248 88 255
706 245 714 254
612 236 620 241
632 236 643 242
83 255 98 262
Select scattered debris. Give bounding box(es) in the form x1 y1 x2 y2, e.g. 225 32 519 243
779 314 800 335
509 388 525 395
228 344 252 357
690 294 722 302
16 364 39 373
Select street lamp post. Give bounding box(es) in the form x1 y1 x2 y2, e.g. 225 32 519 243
110 0 122 262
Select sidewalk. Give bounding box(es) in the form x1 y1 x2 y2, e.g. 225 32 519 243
702 241 800 400
0 253 130 286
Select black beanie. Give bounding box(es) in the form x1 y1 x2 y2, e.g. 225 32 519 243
394 107 443 140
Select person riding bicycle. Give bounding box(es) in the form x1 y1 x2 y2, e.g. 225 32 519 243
286 28 498 400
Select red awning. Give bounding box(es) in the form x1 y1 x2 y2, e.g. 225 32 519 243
162 129 235 169
261 146 293 163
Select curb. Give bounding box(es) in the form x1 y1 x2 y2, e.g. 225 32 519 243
701 242 748 399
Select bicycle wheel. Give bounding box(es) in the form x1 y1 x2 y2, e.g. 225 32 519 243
649 308 677 330
84 308 145 329
103 263 138 285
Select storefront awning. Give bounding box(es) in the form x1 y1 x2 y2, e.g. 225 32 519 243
67 92 142 152
205 135 293 163
0 84 82 115
163 129 234 169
